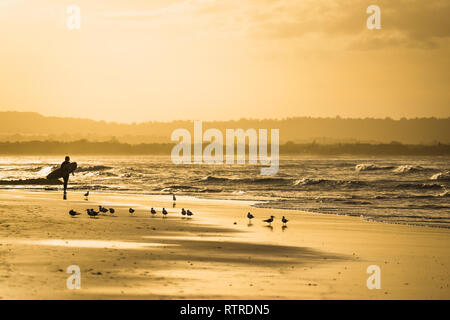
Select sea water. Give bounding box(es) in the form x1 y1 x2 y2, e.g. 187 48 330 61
0 155 448 228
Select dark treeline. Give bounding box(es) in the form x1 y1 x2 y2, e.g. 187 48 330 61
1 112 449 144
0 140 173 155
0 140 449 156
281 142 450 156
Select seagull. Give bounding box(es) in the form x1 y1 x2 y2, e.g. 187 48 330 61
150 208 157 215
181 208 187 216
162 208 168 217
186 210 193 218
247 212 254 223
87 209 99 218
84 191 89 197
263 216 274 226
129 208 135 215
282 216 288 226
69 210 80 217
109 208 115 214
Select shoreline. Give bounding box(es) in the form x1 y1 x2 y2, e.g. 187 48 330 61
0 189 449 299
2 187 449 230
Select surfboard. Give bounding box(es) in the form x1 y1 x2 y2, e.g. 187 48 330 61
46 162 77 180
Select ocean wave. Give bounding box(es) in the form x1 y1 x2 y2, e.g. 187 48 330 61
121 173 133 178
1 165 56 174
405 204 450 210
393 165 424 173
197 188 223 193
69 185 136 191
293 178 366 188
341 200 372 205
363 214 450 220
293 178 324 186
355 164 394 172
395 183 444 190
430 171 450 181
76 165 112 173
36 166 55 176
200 176 228 182
162 185 222 193
0 178 62 185
200 175 290 185
375 193 447 200
439 190 449 197
165 185 200 190
82 171 118 177
100 171 118 177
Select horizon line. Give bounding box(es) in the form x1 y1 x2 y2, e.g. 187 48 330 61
1 110 450 125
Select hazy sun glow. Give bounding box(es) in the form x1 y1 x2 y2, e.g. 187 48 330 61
1 0 449 122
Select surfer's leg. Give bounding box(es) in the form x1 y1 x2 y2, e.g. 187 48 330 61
63 175 69 199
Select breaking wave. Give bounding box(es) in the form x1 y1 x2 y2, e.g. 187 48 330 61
293 178 366 188
76 165 112 173
200 175 290 185
355 164 394 172
430 171 450 181
393 165 424 173
0 178 62 185
395 183 444 190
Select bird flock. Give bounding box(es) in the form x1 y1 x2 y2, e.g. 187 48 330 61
72 192 289 227
71 208 288 228
248 212 288 227
69 205 195 219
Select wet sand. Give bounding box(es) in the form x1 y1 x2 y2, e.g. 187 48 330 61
0 190 449 299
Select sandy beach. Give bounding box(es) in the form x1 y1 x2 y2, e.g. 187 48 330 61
0 189 448 300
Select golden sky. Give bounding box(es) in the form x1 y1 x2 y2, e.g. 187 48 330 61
0 0 449 122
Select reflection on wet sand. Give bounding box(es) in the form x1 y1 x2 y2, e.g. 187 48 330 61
18 239 177 249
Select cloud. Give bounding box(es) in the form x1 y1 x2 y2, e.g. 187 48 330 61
99 0 450 50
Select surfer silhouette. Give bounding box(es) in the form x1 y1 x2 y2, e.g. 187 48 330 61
61 156 74 200
46 156 77 199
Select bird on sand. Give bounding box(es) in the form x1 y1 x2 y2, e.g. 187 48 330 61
181 208 187 216
99 205 108 213
172 194 176 201
263 216 274 226
87 209 99 218
282 216 288 226
162 208 168 217
129 208 135 215
247 212 254 223
109 208 115 214
186 209 193 218
84 191 89 197
69 209 80 217
150 208 157 215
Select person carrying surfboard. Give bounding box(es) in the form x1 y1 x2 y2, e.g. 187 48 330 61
61 156 75 200
46 156 77 199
